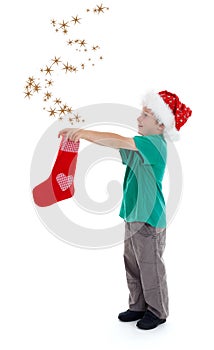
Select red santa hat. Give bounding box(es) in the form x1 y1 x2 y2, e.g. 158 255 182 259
141 90 192 141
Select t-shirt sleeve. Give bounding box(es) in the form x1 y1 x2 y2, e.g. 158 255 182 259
133 135 159 165
119 148 131 165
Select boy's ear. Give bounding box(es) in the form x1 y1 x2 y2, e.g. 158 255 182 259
157 123 165 131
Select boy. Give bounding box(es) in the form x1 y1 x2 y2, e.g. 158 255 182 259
58 90 192 330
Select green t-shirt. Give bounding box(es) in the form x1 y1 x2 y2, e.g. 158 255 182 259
119 134 167 228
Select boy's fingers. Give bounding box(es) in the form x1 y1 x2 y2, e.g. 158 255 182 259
58 130 75 141
58 129 69 135
58 130 69 138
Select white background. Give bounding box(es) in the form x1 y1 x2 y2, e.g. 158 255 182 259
1 0 214 349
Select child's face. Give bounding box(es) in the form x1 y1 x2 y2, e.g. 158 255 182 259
137 106 164 136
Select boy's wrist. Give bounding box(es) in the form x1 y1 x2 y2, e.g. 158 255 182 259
81 129 89 140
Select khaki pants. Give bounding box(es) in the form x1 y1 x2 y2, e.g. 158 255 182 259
123 221 169 319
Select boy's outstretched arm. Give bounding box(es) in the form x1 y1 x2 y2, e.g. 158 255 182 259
58 128 137 151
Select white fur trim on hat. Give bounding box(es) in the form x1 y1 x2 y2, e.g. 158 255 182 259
141 90 180 141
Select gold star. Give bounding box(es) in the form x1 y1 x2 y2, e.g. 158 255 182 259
44 65 54 75
62 62 71 73
68 65 74 72
44 91 52 100
54 98 62 105
27 76 35 83
47 80 53 86
79 39 87 47
48 107 57 117
96 3 105 14
92 46 97 51
72 66 78 73
24 90 33 99
33 83 41 93
27 77 35 86
26 81 34 88
51 19 56 26
73 113 81 122
71 15 81 25
58 106 67 115
59 20 69 29
51 56 61 66
58 116 64 121
67 107 73 113
67 39 73 45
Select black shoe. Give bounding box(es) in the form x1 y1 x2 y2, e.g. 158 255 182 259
118 309 145 322
136 310 166 330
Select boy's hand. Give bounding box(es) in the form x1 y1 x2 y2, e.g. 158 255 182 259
58 128 85 142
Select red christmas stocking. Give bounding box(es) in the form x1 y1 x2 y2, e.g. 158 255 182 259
33 136 80 207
